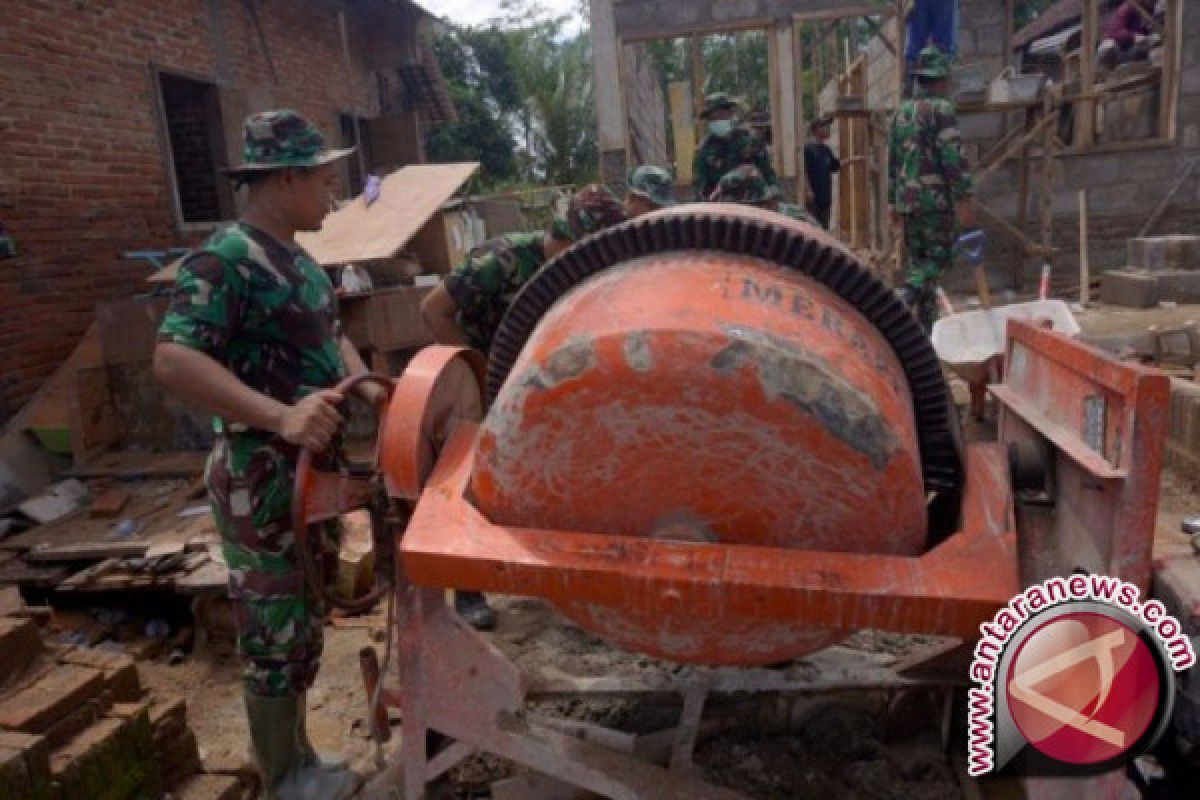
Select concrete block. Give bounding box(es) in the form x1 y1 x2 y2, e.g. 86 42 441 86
1100 270 1158 307
1157 270 1200 303
1129 236 1200 270
0 665 105 734
0 617 42 685
1064 154 1122 187
1089 182 1144 215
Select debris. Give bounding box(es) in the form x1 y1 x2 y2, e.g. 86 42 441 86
177 505 209 518
110 518 138 538
88 487 131 518
17 479 88 524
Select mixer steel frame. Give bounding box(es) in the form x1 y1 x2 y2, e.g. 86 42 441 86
297 318 1169 798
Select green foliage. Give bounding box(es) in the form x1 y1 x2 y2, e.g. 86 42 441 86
426 0 596 189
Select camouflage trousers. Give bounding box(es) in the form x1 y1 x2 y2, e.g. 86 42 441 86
206 434 340 696
901 211 957 333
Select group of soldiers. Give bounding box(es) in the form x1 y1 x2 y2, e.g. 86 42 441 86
151 40 972 800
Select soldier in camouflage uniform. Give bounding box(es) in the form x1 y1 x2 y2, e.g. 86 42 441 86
155 110 364 800
693 92 778 201
626 165 676 217
887 44 975 332
419 184 627 628
712 165 821 227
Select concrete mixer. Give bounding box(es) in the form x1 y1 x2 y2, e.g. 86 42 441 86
291 206 1173 799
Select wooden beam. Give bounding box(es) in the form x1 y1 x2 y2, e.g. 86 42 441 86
792 18 809 198
862 16 897 57
1159 0 1182 141
620 16 772 43
1039 100 1057 262
774 25 798 180
1078 0 1097 148
975 200 1054 257
974 112 1058 187
589 0 626 154
792 7 891 23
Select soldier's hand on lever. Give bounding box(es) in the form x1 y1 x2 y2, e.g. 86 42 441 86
278 389 344 452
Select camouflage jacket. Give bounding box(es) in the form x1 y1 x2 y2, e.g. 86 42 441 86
887 94 973 215
444 232 547 354
157 222 346 434
693 127 778 200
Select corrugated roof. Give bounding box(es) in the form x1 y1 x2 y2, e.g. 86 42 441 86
1012 0 1083 49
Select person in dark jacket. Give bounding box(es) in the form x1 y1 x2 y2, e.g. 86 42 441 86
803 115 840 230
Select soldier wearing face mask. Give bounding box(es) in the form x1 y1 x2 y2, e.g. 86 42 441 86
691 92 778 201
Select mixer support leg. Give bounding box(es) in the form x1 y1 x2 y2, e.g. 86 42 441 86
669 683 709 771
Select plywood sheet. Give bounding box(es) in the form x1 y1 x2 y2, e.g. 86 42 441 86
296 163 479 265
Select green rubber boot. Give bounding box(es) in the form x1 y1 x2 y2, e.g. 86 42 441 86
244 690 301 800
245 690 357 800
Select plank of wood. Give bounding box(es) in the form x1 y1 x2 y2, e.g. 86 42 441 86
88 488 130 519
294 163 479 265
24 542 149 563
0 558 73 590
65 451 206 480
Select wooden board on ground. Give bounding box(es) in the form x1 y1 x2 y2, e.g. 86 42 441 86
0 558 74 590
66 451 207 480
2 478 210 562
294 163 480 265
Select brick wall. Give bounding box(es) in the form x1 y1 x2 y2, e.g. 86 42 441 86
0 0 387 420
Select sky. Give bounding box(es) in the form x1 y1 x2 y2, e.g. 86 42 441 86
422 0 585 32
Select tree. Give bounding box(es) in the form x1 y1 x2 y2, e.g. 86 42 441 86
426 0 598 188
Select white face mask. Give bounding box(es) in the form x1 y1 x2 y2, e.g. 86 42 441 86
708 119 734 137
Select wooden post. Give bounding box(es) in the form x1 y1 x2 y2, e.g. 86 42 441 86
1014 141 1031 288
1078 0 1097 147
668 82 697 186
1078 190 1089 306
793 19 809 204
690 36 705 120
1039 97 1056 271
894 0 906 105
775 25 798 186
589 0 627 183
1159 0 1182 140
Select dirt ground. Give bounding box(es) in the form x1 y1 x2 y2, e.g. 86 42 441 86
138 301 1200 799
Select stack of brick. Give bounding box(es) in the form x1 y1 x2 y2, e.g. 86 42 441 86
1101 235 1200 308
0 607 241 800
1167 377 1200 477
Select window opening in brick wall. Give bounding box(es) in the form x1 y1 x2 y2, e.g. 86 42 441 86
157 71 235 225
339 113 372 196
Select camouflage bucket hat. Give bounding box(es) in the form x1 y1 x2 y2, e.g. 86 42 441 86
711 165 781 204
222 110 354 175
911 44 952 79
627 165 676 208
552 184 628 241
701 92 738 118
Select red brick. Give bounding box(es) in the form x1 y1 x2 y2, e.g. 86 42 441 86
0 617 42 685
0 664 105 733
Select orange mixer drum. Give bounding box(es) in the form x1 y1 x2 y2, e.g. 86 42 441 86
466 222 932 663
